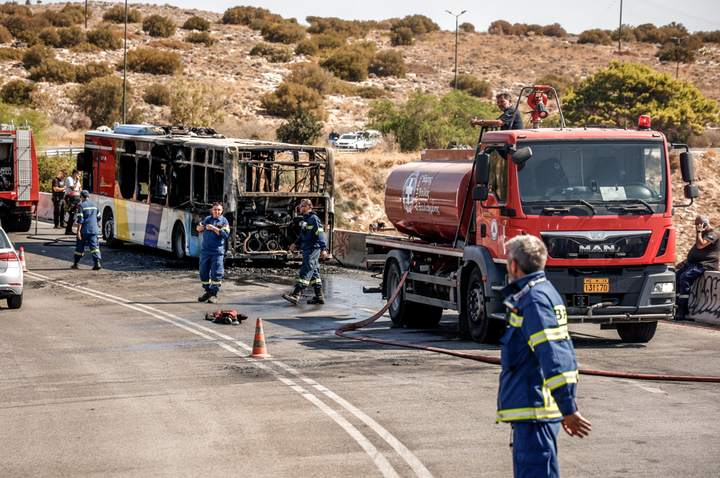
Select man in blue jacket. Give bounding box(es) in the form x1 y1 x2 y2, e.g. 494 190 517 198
71 190 102 270
498 235 591 477
196 202 230 304
283 198 328 305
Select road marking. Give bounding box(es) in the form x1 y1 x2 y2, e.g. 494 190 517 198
621 379 668 395
27 272 432 478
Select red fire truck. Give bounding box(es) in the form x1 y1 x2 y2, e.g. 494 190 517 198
0 122 38 232
367 85 697 343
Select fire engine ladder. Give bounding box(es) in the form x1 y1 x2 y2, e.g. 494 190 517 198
16 129 31 201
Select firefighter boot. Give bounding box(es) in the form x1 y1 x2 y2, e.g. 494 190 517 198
282 286 303 305
93 259 102 271
307 288 325 305
198 290 213 302
70 257 80 269
675 302 688 320
207 291 218 304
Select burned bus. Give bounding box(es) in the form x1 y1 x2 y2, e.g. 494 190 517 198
80 124 334 261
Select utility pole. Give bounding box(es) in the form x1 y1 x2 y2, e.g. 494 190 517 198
669 36 688 78
122 0 128 124
617 0 623 52
84 0 88 29
446 10 466 90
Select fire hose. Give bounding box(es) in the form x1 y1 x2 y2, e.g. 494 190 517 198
336 272 720 383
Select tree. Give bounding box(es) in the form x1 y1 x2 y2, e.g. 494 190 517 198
261 82 325 119
72 75 143 128
169 77 233 127
562 61 718 142
276 110 323 145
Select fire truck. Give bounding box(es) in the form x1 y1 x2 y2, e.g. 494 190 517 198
0 122 38 232
367 85 697 343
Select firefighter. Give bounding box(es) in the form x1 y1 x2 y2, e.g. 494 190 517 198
196 202 230 304
282 198 328 305
71 190 102 270
498 235 591 478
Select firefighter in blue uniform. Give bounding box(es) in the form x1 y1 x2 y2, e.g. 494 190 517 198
196 202 230 304
498 235 591 478
71 190 102 270
282 198 328 305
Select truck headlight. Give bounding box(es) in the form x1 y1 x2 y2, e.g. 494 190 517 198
653 282 675 293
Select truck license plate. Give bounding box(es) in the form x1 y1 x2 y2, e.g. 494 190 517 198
584 278 609 293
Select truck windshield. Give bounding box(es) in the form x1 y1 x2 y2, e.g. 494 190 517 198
516 141 667 215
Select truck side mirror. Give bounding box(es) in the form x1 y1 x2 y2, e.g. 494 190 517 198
684 184 699 199
475 153 490 185
680 152 694 183
511 147 533 165
472 186 488 201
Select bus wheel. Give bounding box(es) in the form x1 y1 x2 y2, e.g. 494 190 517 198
172 223 187 261
617 321 657 343
102 209 122 248
466 267 490 343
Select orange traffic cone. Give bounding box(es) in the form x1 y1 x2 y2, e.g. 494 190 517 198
248 318 272 358
18 247 27 272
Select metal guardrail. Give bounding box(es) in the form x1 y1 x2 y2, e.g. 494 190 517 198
37 147 84 157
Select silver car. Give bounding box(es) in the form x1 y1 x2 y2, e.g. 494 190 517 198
0 227 23 309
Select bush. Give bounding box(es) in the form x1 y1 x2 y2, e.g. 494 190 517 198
249 42 293 62
168 77 232 127
261 82 324 119
577 29 613 46
305 16 373 39
1 79 36 106
38 27 61 47
143 83 171 106
295 39 319 56
0 26 11 44
186 32 216 47
452 74 493 98
149 40 190 51
0 47 22 62
459 22 475 33
533 74 582 99
261 21 306 44
182 16 211 31
368 50 408 78
0 3 32 16
311 32 345 50
287 62 337 95
222 6 281 25
699 30 720 43
122 47 184 75
28 60 77 84
75 61 114 84
611 25 636 43
276 110 324 145
73 75 143 128
488 20 512 34
58 26 86 48
321 50 368 82
543 23 566 37
143 15 176 38
657 45 696 63
103 6 142 24
39 10 75 28
22 44 55 70
355 86 386 99
86 28 122 50
1 13 46 39
59 4 88 23
390 26 414 46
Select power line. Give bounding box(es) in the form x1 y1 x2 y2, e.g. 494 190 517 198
633 0 720 29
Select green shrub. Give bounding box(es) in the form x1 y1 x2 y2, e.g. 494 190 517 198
305 16 373 39
577 29 613 46
70 42 102 53
86 28 122 50
611 25 636 43
1 79 36 106
39 10 73 28
261 82 324 119
657 45 696 63
295 39 319 56
72 75 143 128
22 44 55 70
460 22 475 33
143 15 176 38
699 30 720 43
122 47 183 75
248 18 267 31
0 47 22 62
390 26 414 46
355 86 386 99
38 27 61 47
369 50 408 78
0 26 11 44
287 62 337 95
29 59 77 84
222 6 281 25
76 61 114 84
321 50 367 82
182 16 211 31
533 74 582 99
59 4 88 23
58 26 86 48
543 23 566 37
0 3 32 16
276 110 324 145
312 32 345 50
261 21 306 44
143 83 171 106
186 32 216 47
394 15 439 35
249 42 293 62
102 6 142 23
1 13 47 39
168 77 232 127
488 20 512 35
452 74 493 98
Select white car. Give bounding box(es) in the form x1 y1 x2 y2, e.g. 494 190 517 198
335 130 382 151
0 227 22 308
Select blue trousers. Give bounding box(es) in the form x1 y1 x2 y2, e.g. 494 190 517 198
296 248 322 290
512 422 560 478
675 263 705 305
199 253 224 292
75 233 101 261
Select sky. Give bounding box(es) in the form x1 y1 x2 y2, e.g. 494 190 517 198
45 0 720 34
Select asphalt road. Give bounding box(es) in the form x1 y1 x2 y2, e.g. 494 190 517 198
2 220 719 477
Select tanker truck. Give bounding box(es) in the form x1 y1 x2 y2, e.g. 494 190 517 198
366 85 698 343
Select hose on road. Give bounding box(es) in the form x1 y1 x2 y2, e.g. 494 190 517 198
336 272 720 383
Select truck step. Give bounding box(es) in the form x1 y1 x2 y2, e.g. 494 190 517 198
489 312 507 320
363 286 382 294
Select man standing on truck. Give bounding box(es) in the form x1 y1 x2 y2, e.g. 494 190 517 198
675 215 720 319
470 92 525 130
498 235 591 477
282 198 328 305
196 202 230 304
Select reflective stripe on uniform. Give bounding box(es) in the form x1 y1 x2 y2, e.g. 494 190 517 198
316 227 324 235
496 405 562 422
210 280 222 285
528 326 570 351
544 370 579 392
310 279 322 285
298 278 310 284
201 280 210 285
74 251 83 256
90 249 100 254
509 312 523 328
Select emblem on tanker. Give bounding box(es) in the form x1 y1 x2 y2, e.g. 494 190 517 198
403 171 419 213
491 218 498 241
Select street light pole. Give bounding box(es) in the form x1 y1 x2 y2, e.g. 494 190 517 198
669 36 687 79
446 10 466 90
122 0 128 124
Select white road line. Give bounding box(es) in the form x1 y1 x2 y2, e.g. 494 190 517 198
27 272 433 478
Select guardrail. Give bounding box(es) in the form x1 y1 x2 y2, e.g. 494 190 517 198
38 147 83 157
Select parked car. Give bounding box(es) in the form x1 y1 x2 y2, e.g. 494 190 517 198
0 227 23 309
335 130 382 151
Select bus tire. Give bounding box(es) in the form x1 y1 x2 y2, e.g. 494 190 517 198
172 222 187 261
616 321 657 343
17 214 32 232
102 209 123 248
466 267 491 343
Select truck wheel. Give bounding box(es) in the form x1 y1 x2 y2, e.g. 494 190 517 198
2 215 18 232
386 259 411 326
466 267 491 343
102 209 123 248
616 322 657 343
172 223 187 261
17 214 32 232
7 292 23 309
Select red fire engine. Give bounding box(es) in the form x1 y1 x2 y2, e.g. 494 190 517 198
0 122 38 232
